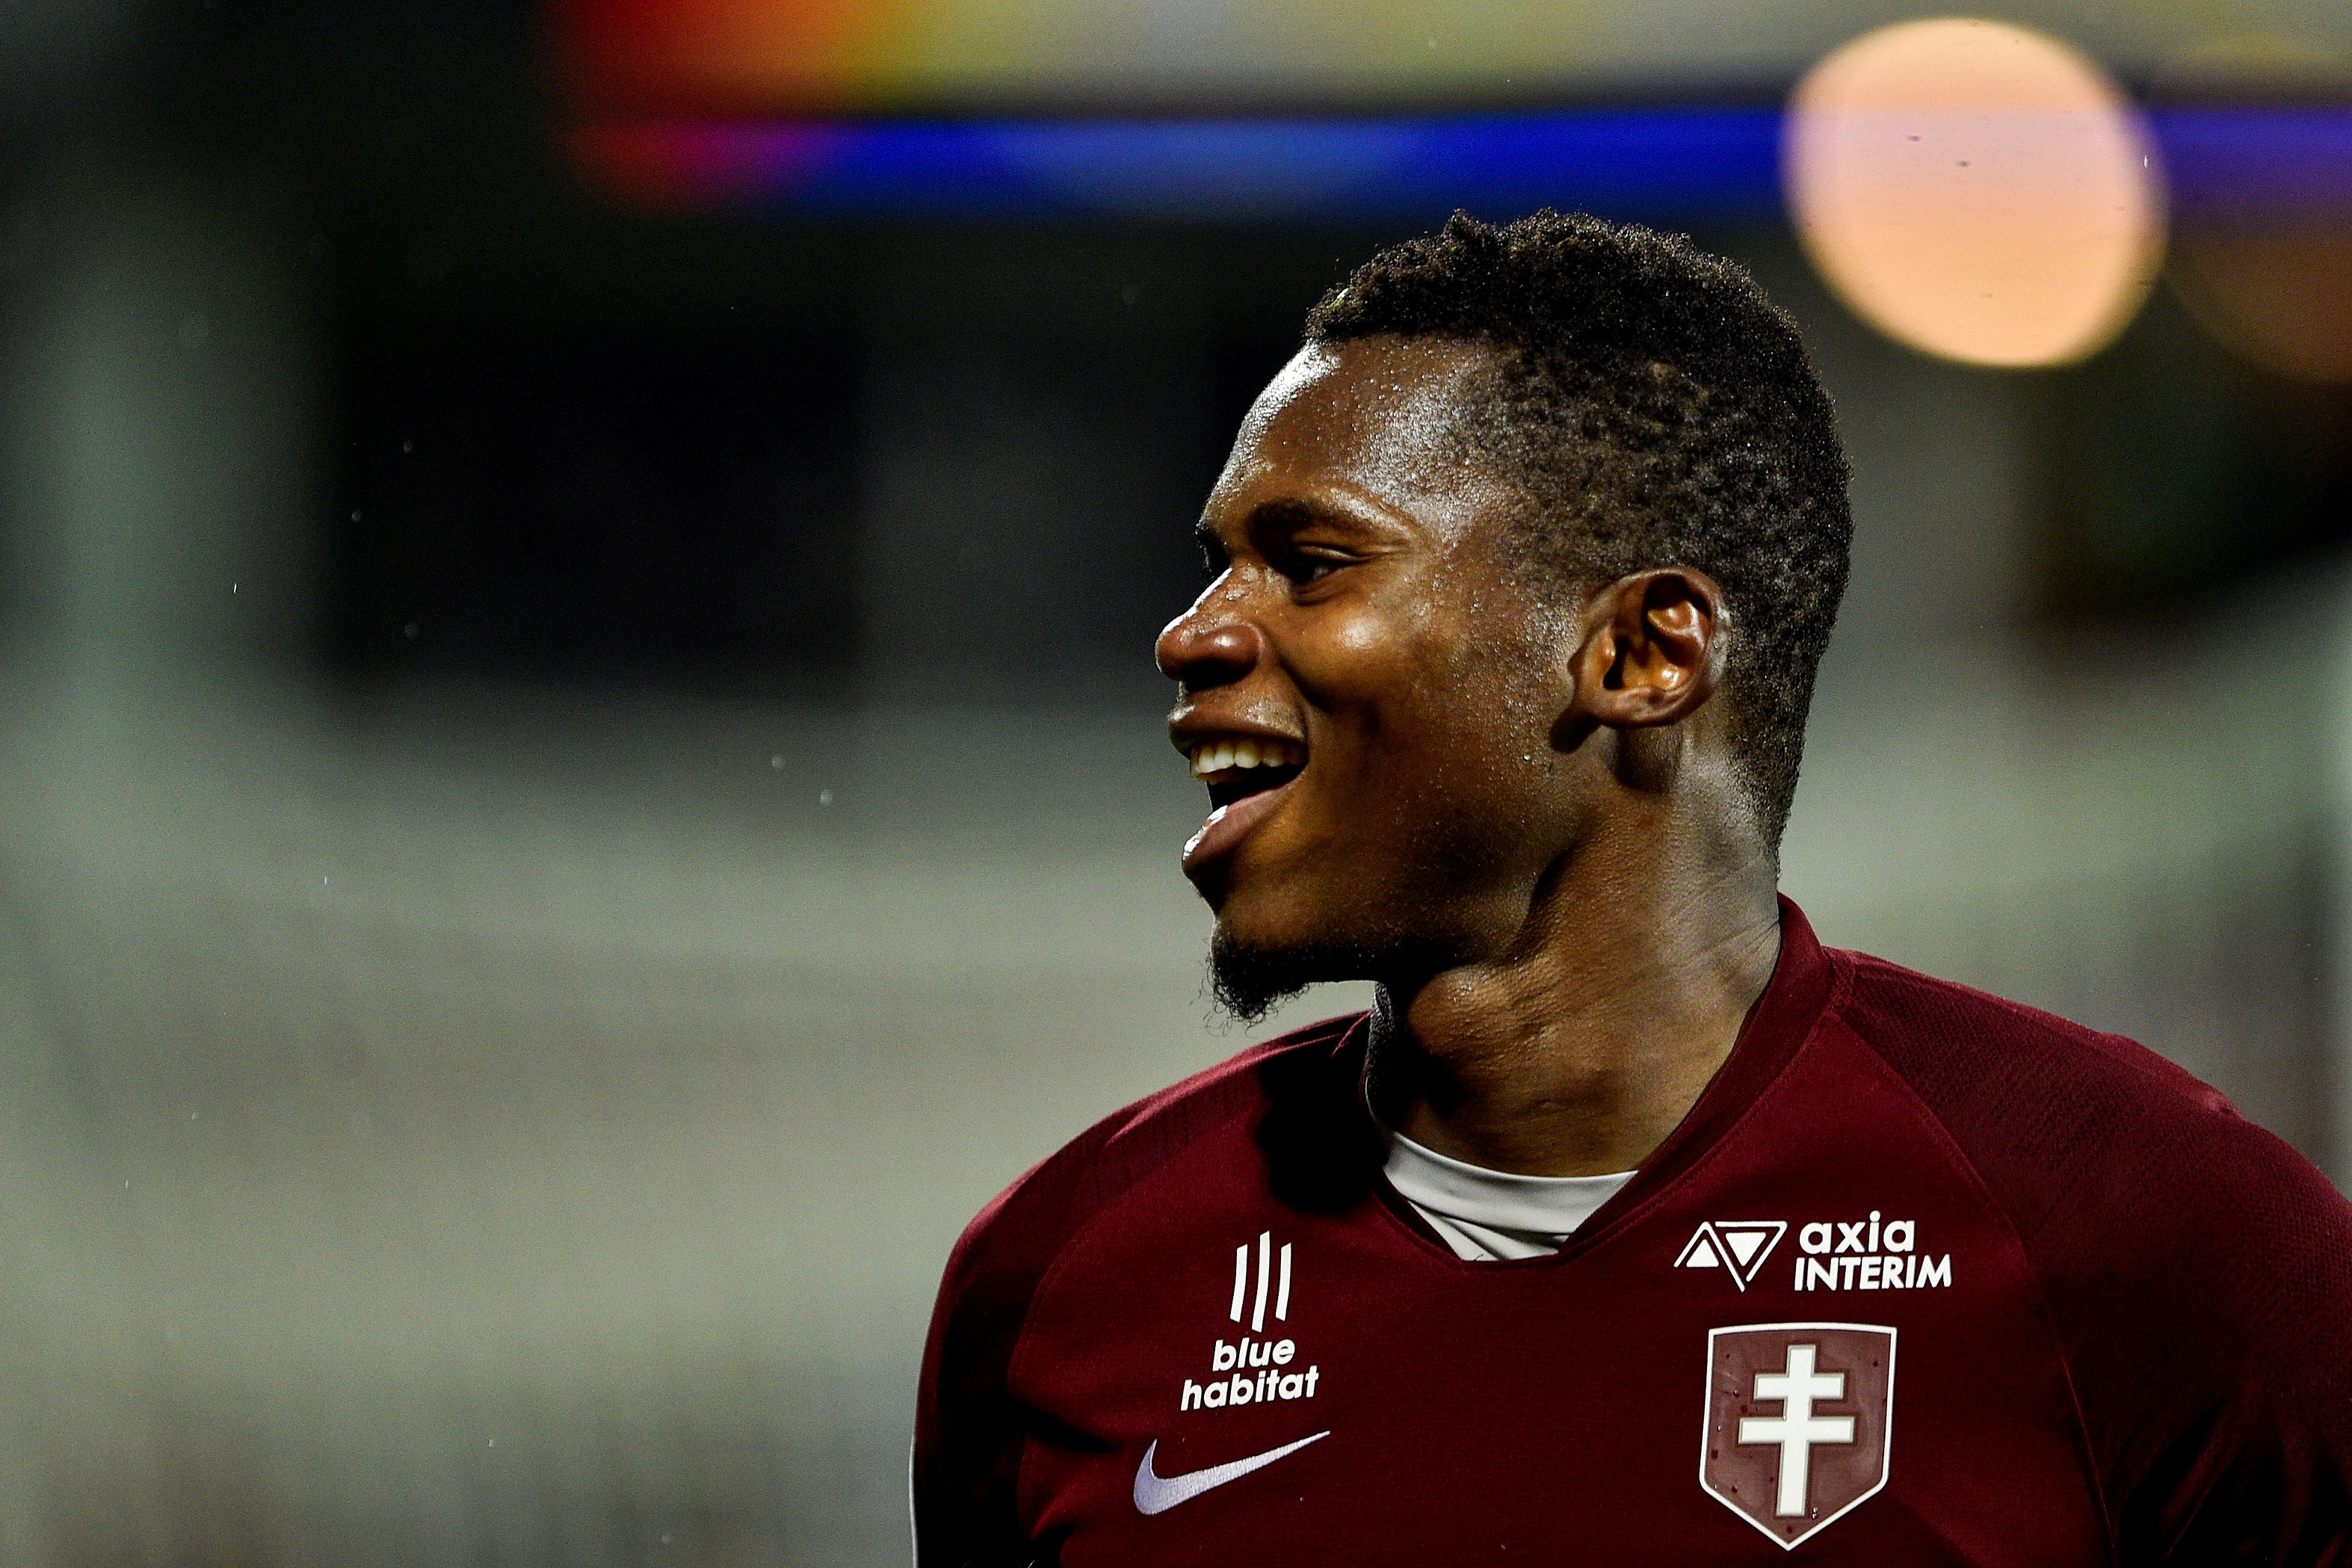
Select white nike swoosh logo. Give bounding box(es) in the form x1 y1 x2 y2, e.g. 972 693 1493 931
1132 1431 1330 1516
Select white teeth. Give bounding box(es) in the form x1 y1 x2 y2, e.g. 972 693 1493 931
1189 737 1303 777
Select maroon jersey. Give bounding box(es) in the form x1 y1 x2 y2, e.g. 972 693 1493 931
914 902 2352 1564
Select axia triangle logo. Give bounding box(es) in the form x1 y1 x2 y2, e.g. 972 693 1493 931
1675 1220 1788 1291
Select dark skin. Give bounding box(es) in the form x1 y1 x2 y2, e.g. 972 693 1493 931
1156 333 1782 1179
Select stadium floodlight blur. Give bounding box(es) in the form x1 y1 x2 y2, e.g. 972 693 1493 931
1783 19 2163 369
558 0 2352 381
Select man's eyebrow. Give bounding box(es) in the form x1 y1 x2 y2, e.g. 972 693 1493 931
1195 496 1365 558
1195 504 1291 558
1245 496 1359 537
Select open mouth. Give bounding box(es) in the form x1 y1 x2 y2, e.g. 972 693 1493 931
1188 736 1306 810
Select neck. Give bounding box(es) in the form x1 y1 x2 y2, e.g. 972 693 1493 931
1371 827 1782 1179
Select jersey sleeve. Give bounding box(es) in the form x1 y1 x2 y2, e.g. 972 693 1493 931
1843 957 2352 1564
913 1176 1063 1567
2151 1325 2352 1564
913 1104 1132 1568
2084 1125 2352 1564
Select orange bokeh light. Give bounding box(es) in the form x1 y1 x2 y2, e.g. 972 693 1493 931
1785 18 2165 368
2154 37 2352 384
2170 229 2352 383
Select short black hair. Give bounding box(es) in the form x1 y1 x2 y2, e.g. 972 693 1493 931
1306 209 1851 847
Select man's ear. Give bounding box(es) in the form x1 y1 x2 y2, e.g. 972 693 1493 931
1564 568 1727 732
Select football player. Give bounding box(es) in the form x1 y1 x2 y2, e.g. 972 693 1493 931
914 210 2352 1564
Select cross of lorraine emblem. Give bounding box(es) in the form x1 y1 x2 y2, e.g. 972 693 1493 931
1701 1322 1895 1549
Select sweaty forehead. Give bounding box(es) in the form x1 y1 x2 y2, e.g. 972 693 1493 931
1219 335 1507 521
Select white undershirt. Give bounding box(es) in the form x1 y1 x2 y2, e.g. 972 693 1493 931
1377 1123 1636 1262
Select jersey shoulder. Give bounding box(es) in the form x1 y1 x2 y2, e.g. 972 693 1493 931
1832 949 2352 1555
939 1010 1364 1309
1831 948 2336 1256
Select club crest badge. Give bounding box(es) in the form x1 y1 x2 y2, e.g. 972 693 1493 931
1700 1322 1895 1549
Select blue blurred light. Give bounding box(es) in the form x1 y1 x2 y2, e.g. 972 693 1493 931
638 108 1786 223
596 105 2352 225
2150 108 2352 220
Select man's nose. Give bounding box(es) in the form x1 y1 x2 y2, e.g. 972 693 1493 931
1155 601 1265 687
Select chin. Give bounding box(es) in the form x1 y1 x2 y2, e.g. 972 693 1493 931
1203 883 1397 1025
1208 924 1354 1025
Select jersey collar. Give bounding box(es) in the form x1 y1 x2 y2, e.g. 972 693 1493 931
1559 895 1840 1254
1303 895 1841 1264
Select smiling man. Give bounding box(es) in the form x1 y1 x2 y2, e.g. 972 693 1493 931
912 212 2352 1564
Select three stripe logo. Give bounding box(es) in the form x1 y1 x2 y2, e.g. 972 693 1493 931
1229 1231 1293 1332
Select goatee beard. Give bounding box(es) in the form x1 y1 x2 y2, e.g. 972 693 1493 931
1208 926 1389 1025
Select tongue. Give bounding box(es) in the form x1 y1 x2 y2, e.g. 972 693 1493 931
1185 777 1291 871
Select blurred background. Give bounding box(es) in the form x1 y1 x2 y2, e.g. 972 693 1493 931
0 0 2348 1561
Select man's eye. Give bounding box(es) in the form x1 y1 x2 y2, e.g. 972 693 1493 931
1281 548 1350 587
